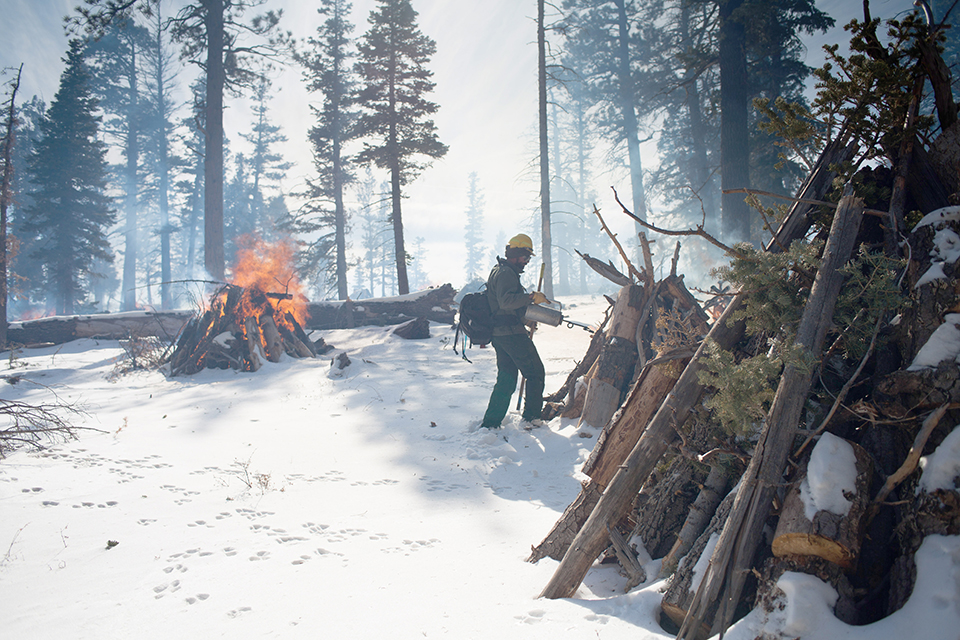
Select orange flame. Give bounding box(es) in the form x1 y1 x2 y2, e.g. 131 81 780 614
228 234 309 329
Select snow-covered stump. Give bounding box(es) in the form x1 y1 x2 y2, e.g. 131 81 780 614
771 433 874 570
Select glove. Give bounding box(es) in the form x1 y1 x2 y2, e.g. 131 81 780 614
530 291 549 305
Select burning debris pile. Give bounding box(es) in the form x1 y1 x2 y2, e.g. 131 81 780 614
166 237 332 376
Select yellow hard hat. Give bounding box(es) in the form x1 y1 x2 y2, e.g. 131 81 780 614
506 233 535 255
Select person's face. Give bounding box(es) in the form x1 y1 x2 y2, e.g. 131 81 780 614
516 252 532 272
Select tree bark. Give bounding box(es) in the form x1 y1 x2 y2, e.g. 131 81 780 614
718 0 751 243
258 311 283 363
122 37 139 311
538 0 553 299
0 64 21 350
203 0 226 281
677 185 864 639
660 464 731 578
660 487 737 638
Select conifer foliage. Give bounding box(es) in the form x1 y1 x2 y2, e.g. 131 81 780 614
356 0 447 295
21 40 116 315
295 0 360 300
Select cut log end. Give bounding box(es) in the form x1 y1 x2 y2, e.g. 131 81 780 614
772 533 856 570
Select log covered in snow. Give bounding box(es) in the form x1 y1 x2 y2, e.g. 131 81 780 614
6 310 195 347
771 435 873 570
305 284 456 330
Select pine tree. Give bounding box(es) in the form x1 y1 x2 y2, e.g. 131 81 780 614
74 0 290 281
240 68 291 241
223 151 253 264
7 96 47 314
140 0 180 309
356 0 447 295
463 172 486 283
21 40 116 315
561 0 657 269
84 18 151 311
296 0 359 300
1 65 23 347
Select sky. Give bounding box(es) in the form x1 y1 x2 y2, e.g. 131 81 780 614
1 293 959 639
0 0 925 296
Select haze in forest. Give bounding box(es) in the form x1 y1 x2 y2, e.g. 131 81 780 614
0 0 926 314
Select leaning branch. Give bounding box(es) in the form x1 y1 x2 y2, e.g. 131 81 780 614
591 205 644 282
872 403 954 508
611 187 751 261
722 188 887 218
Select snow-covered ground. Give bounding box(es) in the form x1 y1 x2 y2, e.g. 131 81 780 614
1 294 958 639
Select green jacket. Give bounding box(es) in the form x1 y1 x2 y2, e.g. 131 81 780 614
486 258 531 336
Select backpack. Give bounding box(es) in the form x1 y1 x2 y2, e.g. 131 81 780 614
454 289 494 361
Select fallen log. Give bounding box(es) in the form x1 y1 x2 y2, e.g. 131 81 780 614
6 310 195 348
677 185 864 639
305 284 456 330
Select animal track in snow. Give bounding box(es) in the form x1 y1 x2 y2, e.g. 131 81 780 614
285 470 346 484
153 579 181 599
381 538 440 555
185 593 210 605
72 501 118 509
248 550 271 561
419 476 467 493
301 522 330 536
249 523 308 544
515 609 546 625
226 606 252 618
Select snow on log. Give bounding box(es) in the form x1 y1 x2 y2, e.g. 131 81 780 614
305 284 456 330
772 434 873 570
6 310 195 347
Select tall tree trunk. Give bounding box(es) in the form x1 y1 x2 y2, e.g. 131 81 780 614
575 87 588 294
186 156 203 280
204 0 226 281
334 130 348 300
718 0 751 244
538 0 554 299
680 3 717 232
614 0 647 266
153 6 172 310
122 39 139 311
0 65 21 348
550 98 569 295
387 53 409 296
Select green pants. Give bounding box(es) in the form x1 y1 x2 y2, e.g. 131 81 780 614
481 332 545 427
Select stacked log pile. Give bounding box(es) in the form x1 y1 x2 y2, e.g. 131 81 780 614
166 284 330 376
526 68 960 635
